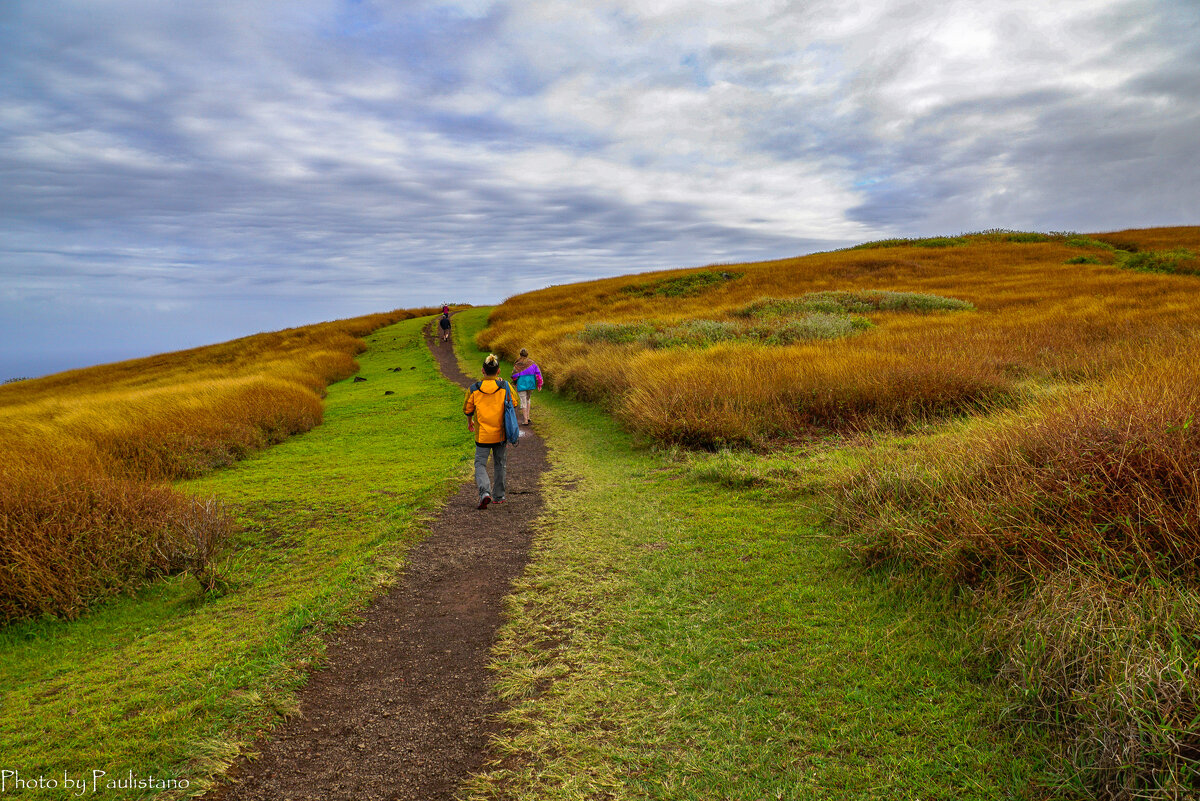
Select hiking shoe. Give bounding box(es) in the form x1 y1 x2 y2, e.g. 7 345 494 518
493 498 505 505
477 495 491 510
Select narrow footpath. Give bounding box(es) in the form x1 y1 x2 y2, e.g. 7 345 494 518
208 320 548 801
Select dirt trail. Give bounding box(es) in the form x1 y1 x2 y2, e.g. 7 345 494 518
207 321 546 801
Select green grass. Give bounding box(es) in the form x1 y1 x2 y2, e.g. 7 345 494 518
456 310 1056 800
0 315 472 798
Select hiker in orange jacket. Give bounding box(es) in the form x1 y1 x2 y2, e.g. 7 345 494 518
463 354 521 510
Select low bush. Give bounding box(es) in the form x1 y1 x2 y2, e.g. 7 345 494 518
578 321 656 345
1066 236 1118 251
579 314 872 352
0 455 233 621
645 319 741 348
1119 249 1200 276
620 270 743 298
751 312 873 344
736 290 974 317
1065 255 1103 264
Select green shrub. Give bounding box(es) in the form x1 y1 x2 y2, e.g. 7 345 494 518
577 321 655 344
1066 236 1118 251
1065 255 1103 265
752 313 873 345
736 290 973 318
620 270 743 298
1119 249 1199 276
647 319 741 349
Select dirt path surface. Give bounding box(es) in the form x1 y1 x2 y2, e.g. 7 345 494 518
207 321 546 801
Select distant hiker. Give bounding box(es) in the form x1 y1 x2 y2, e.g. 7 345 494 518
464 354 521 509
439 312 452 342
510 348 543 425
441 303 450 315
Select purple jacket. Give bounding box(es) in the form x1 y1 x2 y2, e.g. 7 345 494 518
511 361 543 391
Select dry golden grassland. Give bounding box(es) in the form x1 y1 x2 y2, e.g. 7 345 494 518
481 227 1200 447
0 308 437 621
480 227 1200 798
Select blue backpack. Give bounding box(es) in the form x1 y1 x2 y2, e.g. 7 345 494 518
470 377 520 446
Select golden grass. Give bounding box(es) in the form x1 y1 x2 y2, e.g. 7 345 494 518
480 227 1200 446
0 307 439 621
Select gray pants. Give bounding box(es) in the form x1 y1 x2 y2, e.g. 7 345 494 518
475 443 507 501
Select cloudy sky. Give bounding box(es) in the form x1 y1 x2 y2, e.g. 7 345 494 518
2 0 1197 379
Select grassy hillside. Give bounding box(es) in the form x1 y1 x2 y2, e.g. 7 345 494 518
475 228 1200 799
0 314 471 796
0 308 437 621
480 227 1200 446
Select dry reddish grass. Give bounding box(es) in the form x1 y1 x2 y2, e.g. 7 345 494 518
0 307 438 621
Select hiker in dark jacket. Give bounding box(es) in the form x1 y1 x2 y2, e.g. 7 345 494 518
439 312 451 342
510 348 543 425
463 354 520 509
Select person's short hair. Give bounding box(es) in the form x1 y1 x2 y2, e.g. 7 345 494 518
519 348 529 357
483 354 500 375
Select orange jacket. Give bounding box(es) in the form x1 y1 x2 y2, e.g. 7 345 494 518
463 378 520 444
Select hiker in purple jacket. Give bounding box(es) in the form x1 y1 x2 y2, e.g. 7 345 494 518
510 349 543 426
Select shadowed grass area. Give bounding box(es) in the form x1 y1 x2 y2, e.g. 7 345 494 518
0 315 472 798
449 307 1056 801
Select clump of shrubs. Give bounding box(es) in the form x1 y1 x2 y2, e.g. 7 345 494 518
578 321 657 345
735 290 974 317
1066 236 1118 251
0 458 233 621
1119 249 1199 276
620 270 743 298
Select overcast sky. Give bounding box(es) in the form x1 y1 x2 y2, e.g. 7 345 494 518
2 0 1197 379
